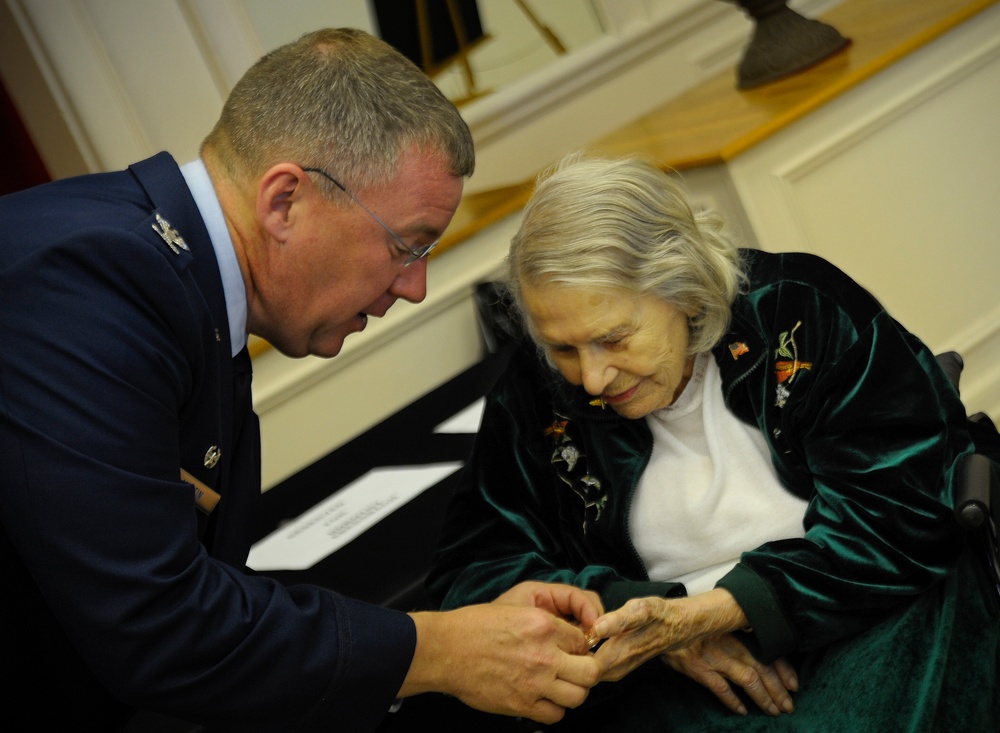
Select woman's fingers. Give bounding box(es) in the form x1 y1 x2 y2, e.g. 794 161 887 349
774 656 800 692
663 636 798 717
724 658 793 715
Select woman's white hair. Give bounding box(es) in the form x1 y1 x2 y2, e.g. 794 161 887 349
506 152 747 355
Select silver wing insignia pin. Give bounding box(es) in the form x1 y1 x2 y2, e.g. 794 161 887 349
152 213 189 254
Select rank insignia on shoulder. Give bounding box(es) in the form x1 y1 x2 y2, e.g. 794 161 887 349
153 213 189 254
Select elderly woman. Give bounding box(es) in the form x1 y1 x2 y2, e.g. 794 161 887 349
427 154 1000 730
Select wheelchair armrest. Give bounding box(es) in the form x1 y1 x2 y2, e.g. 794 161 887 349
955 452 993 530
936 351 964 392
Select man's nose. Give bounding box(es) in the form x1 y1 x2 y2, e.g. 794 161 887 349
389 257 428 304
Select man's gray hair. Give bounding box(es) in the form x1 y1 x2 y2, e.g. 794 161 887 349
203 28 474 191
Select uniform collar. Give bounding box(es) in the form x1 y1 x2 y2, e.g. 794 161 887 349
180 159 247 357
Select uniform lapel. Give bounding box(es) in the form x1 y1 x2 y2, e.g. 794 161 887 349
128 153 256 562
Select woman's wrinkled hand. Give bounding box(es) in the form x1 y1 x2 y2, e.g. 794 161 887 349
662 633 798 716
590 596 687 681
588 589 757 686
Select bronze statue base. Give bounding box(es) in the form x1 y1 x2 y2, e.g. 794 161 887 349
736 3 851 90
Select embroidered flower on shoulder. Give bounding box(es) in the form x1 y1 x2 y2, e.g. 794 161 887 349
773 321 812 407
545 412 607 534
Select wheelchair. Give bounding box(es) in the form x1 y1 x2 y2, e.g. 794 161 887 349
937 351 1000 599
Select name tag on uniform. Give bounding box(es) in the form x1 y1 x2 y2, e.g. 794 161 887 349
181 468 221 514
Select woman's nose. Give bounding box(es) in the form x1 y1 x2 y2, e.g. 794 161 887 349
579 348 615 396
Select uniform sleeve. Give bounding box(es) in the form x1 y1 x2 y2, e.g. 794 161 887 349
0 230 414 729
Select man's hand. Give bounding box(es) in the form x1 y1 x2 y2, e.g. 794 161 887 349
663 633 798 716
493 580 604 631
402 585 603 724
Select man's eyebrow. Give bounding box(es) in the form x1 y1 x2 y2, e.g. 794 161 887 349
406 220 445 240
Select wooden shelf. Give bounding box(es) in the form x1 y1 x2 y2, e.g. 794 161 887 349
441 0 997 254
590 0 997 170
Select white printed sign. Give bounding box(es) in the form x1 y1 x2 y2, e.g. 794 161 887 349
247 462 462 571
434 397 485 433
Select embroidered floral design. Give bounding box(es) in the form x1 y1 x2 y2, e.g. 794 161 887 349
773 321 812 407
545 411 607 534
774 382 791 409
775 360 811 383
558 444 581 471
544 419 568 439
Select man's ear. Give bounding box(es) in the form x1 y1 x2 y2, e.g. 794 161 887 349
256 164 310 244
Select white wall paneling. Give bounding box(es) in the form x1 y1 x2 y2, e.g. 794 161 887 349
178 0 264 93
727 3 1000 418
3 0 232 171
8 0 989 485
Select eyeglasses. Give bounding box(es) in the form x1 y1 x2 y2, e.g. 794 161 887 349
302 167 438 266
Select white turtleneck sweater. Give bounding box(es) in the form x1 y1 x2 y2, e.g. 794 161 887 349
630 352 809 595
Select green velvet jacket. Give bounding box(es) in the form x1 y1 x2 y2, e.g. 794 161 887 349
428 249 999 663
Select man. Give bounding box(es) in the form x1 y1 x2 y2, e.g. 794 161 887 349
0 28 600 731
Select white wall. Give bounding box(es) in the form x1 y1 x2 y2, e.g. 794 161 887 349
4 0 995 490
1 0 787 487
727 3 1000 419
